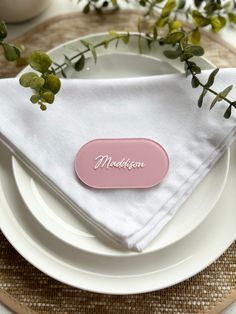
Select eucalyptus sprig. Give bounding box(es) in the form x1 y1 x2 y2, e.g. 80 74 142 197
160 31 236 118
19 52 61 110
0 21 23 61
1 10 236 118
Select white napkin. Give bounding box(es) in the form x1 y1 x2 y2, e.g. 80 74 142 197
0 69 236 251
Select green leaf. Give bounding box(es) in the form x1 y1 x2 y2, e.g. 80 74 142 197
198 88 207 107
177 0 185 10
83 3 90 13
162 0 176 16
75 55 85 71
2 43 21 61
29 52 52 73
169 20 182 31
80 40 90 49
191 76 200 88
204 2 221 14
190 28 200 44
228 13 236 24
185 45 204 56
156 16 169 27
139 0 146 6
192 10 210 27
163 49 181 59
218 85 233 99
121 34 130 44
191 65 201 74
42 91 55 104
30 77 45 90
224 106 232 119
40 104 47 111
164 31 185 44
19 72 38 87
194 0 203 8
0 21 7 40
64 55 73 68
210 16 226 32
109 30 120 37
205 68 219 88
30 95 40 104
209 95 220 110
89 43 97 63
44 74 61 94
180 52 194 61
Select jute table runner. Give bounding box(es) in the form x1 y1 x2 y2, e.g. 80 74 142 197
0 10 235 314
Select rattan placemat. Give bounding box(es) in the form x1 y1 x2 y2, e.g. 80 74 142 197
0 9 235 314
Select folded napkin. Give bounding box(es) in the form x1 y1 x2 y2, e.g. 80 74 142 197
0 69 236 251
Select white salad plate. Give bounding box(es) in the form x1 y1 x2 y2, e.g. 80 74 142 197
12 33 230 256
0 33 235 294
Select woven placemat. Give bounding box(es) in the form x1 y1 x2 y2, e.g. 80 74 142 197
0 9 236 314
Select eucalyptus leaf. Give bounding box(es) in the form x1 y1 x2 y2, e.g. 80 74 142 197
30 77 45 90
156 16 169 27
29 52 52 73
185 45 204 56
89 43 97 63
194 0 203 8
191 76 200 88
40 104 47 111
2 43 21 61
210 16 226 32
19 72 38 87
228 13 236 24
0 21 7 40
75 55 85 71
180 52 194 61
30 95 40 104
224 106 232 119
121 34 130 44
191 64 201 74
164 31 184 44
209 95 220 110
42 91 55 104
192 10 210 27
218 85 233 99
162 0 176 16
83 3 90 13
44 74 61 94
80 40 90 49
169 20 182 30
198 88 207 107
163 49 181 59
205 68 219 88
204 2 221 14
190 28 200 44
177 0 185 10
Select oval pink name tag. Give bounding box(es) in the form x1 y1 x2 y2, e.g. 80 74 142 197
75 138 169 189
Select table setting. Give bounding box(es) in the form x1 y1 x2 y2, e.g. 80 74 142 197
0 1 236 313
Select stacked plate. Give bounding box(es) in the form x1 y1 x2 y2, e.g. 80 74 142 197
0 33 235 294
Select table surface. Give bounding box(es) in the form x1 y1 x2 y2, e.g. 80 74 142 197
1 0 236 313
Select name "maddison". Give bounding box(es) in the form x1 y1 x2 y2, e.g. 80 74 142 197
94 155 145 170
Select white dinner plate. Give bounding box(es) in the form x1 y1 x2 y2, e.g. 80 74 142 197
12 33 229 255
0 139 235 294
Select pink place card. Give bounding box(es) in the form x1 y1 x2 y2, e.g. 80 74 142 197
75 138 169 189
